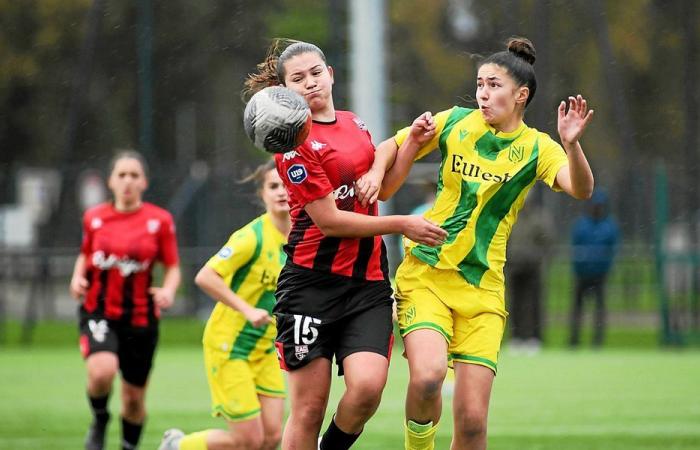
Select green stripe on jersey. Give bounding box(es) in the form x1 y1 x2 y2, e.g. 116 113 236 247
436 107 475 196
413 180 479 265
458 140 540 286
474 129 524 161
229 218 263 292
229 291 275 360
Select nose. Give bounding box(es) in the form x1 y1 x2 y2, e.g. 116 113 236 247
304 76 317 89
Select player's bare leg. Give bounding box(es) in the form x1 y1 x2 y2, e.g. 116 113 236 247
121 379 148 449
450 363 494 450
85 352 118 450
404 329 448 450
282 357 332 450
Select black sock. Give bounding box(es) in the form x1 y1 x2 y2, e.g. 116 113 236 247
88 393 110 424
319 417 361 450
121 417 144 450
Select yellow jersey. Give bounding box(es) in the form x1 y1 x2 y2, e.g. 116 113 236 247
202 213 287 360
395 107 568 292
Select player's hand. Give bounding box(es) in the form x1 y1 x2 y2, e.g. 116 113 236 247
69 275 89 301
408 111 436 145
150 287 176 309
401 215 447 247
557 95 594 146
244 307 272 328
356 168 384 207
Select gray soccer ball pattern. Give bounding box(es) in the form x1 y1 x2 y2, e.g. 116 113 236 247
244 86 311 154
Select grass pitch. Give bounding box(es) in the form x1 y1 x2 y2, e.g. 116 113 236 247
1 340 699 449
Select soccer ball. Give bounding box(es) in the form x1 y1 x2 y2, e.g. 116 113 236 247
243 86 312 154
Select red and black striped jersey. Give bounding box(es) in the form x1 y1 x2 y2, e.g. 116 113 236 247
80 202 179 327
274 110 388 281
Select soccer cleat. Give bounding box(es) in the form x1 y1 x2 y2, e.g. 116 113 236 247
158 428 185 450
84 419 108 450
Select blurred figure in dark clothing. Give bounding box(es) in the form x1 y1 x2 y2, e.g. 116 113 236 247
569 190 619 347
506 188 554 354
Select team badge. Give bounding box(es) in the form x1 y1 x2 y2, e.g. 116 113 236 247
147 219 161 234
352 117 367 130
287 164 307 184
404 305 416 325
295 344 309 360
217 246 233 259
88 319 109 343
310 140 327 151
508 145 524 163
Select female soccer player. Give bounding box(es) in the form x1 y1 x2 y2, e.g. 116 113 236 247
244 40 447 450
158 160 290 450
359 37 595 450
69 150 181 450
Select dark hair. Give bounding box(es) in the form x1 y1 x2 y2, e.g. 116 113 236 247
240 159 277 193
109 150 149 178
478 37 537 107
243 39 327 99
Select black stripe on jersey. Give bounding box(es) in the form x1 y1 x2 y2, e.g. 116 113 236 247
95 270 108 316
312 236 342 272
379 238 389 280
146 273 157 326
286 210 314 260
352 237 374 278
122 274 134 323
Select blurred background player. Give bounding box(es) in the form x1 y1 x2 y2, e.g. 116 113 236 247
505 186 555 354
69 150 181 450
159 160 290 450
359 36 595 450
244 39 447 450
569 189 620 348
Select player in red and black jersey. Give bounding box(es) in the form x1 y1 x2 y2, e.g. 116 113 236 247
69 150 181 450
244 40 447 450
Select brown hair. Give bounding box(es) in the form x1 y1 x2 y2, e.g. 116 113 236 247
243 39 327 100
239 159 277 193
109 149 149 178
478 37 537 106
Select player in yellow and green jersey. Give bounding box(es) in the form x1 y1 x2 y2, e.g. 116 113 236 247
159 160 290 450
355 37 595 450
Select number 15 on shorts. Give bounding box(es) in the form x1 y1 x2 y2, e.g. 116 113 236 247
293 314 321 345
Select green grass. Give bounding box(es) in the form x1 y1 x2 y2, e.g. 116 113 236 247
1 337 699 449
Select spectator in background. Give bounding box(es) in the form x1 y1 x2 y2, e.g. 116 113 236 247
569 189 619 348
506 187 554 354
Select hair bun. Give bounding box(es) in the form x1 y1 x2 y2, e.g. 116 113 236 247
507 37 536 65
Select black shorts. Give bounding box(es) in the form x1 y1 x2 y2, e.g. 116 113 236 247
79 311 159 387
274 264 394 375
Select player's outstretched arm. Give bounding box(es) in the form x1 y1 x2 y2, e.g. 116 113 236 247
555 95 595 200
305 194 446 247
356 139 398 207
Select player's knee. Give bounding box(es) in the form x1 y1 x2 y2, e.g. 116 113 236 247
88 366 117 390
410 365 446 398
226 427 264 450
347 379 384 411
295 401 326 430
453 408 487 441
262 427 282 450
121 394 145 418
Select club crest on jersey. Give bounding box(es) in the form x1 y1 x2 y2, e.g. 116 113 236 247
509 145 524 163
310 140 327 151
147 219 161 234
91 217 103 229
217 246 233 259
295 344 309 360
282 150 299 161
353 117 367 130
287 164 307 184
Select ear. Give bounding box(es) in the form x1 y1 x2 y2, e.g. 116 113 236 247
515 86 529 106
328 65 335 84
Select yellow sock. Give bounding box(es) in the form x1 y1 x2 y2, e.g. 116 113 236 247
178 430 212 450
405 420 438 450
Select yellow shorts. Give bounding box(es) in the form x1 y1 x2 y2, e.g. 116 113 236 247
203 345 286 422
395 253 508 373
